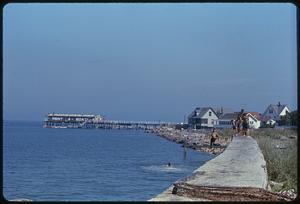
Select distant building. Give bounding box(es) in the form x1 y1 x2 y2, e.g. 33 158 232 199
247 112 261 120
45 113 104 124
260 115 276 127
217 111 261 129
212 107 235 117
246 112 261 129
217 112 239 128
188 107 219 129
263 102 291 122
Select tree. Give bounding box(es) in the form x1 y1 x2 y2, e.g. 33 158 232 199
279 111 297 126
279 113 291 126
290 111 297 126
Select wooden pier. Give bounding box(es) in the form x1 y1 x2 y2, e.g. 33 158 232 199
43 113 177 130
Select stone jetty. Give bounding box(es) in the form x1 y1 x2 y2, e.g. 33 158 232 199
148 127 230 155
149 135 293 201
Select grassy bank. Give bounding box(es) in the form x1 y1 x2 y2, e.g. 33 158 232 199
250 128 297 193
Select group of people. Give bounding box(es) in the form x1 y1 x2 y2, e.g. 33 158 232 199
210 109 249 148
231 109 249 136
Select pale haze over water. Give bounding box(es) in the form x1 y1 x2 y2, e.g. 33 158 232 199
3 3 297 122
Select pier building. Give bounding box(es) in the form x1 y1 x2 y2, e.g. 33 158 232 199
43 113 177 129
44 113 104 128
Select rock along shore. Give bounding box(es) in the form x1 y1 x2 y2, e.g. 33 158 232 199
147 126 230 155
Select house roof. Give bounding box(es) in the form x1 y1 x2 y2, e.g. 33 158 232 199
260 115 272 122
219 112 239 120
212 107 235 116
246 112 261 120
246 113 259 122
188 107 218 119
265 104 290 115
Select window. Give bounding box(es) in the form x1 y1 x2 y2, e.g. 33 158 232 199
209 111 212 116
219 121 231 125
269 109 273 114
201 119 208 124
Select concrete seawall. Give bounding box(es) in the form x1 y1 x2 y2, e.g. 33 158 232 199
149 135 276 201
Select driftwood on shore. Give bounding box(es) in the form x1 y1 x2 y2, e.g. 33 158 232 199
172 182 293 201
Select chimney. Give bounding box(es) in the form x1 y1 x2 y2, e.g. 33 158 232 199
278 102 281 107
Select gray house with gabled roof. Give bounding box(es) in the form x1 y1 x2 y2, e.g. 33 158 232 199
263 102 291 122
212 107 235 117
188 107 219 129
217 112 239 128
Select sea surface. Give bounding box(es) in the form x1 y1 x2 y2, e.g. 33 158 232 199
3 121 214 201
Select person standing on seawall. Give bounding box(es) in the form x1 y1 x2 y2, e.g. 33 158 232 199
242 113 249 136
236 109 244 134
231 119 236 140
231 119 236 131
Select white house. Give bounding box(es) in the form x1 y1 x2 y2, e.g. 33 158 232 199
263 102 291 122
246 113 261 129
266 119 276 126
260 116 276 126
188 107 219 129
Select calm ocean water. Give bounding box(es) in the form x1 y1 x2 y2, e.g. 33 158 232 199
3 121 214 201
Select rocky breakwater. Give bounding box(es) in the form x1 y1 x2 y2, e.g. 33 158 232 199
149 127 230 155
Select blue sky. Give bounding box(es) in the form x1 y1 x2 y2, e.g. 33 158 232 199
3 3 297 122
